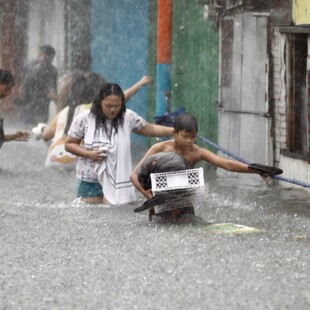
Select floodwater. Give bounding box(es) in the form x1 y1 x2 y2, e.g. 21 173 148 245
1 123 310 310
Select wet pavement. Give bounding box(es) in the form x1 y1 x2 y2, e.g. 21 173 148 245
0 125 309 310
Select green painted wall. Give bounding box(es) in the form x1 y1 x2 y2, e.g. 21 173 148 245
147 0 158 147
172 1 219 147
147 0 219 149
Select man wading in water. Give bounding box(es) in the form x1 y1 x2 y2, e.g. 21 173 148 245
131 112 278 223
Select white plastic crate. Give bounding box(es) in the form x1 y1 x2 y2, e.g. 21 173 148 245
150 167 205 193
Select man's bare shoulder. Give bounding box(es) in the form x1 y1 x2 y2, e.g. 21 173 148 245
152 139 175 152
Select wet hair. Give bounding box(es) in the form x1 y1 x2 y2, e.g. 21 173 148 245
63 72 88 136
75 54 93 71
83 72 106 103
174 112 198 133
0 69 14 87
40 45 56 58
91 83 126 134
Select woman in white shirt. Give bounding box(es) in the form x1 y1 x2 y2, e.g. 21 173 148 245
65 82 174 205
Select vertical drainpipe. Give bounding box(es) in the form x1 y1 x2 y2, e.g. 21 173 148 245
156 0 172 116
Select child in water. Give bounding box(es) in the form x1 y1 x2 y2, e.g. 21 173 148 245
130 112 274 222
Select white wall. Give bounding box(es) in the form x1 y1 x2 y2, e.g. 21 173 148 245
27 0 66 121
27 0 65 75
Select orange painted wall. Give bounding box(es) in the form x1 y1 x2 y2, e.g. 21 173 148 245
157 0 172 63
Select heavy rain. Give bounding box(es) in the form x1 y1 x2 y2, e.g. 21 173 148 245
0 1 309 309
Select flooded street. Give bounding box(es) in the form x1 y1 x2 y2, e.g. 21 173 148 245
1 1 310 309
1 124 310 310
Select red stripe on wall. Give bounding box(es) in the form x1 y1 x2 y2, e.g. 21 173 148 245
157 0 172 63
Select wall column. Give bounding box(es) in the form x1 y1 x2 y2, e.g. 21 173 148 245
156 0 172 116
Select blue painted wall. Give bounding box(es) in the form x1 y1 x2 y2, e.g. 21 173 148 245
91 0 149 151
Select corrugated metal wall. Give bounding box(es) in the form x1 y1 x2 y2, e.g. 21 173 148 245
218 14 272 165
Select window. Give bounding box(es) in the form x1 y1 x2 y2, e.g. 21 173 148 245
285 33 309 156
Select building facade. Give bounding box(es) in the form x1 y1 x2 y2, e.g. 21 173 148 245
204 0 309 190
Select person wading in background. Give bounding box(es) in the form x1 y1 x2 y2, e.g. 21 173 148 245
16 44 58 125
0 69 29 148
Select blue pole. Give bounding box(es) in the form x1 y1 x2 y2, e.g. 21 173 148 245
156 63 171 116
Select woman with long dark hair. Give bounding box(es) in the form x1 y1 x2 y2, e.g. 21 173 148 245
65 82 174 205
41 71 100 169
40 74 152 170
